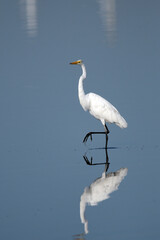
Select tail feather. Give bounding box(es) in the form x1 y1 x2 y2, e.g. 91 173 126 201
116 115 128 128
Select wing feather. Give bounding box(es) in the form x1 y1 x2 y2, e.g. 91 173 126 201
86 93 127 128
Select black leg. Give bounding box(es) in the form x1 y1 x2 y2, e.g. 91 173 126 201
83 124 109 146
83 131 109 149
105 124 110 134
83 143 110 171
83 131 107 143
105 134 108 149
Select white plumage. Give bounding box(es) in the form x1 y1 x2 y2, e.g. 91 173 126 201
70 59 127 134
86 92 127 128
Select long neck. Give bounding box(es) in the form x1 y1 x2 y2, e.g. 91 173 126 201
78 63 88 110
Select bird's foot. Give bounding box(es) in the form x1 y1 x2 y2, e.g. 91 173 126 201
83 132 92 143
83 155 93 165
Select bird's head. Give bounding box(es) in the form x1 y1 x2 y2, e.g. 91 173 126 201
70 59 83 65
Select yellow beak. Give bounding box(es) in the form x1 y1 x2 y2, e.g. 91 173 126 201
70 61 79 65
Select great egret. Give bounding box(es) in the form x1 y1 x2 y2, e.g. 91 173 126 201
70 60 127 142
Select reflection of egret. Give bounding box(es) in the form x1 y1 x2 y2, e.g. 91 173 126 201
80 167 128 234
70 60 127 143
83 145 110 169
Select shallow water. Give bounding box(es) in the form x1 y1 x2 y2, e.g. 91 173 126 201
0 0 160 239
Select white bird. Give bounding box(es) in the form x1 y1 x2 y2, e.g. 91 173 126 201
70 59 127 142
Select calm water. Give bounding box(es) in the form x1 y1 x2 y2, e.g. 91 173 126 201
0 0 160 239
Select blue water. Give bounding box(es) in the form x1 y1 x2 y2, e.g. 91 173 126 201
0 0 160 239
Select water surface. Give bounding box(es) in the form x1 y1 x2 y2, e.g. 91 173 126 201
0 0 160 239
